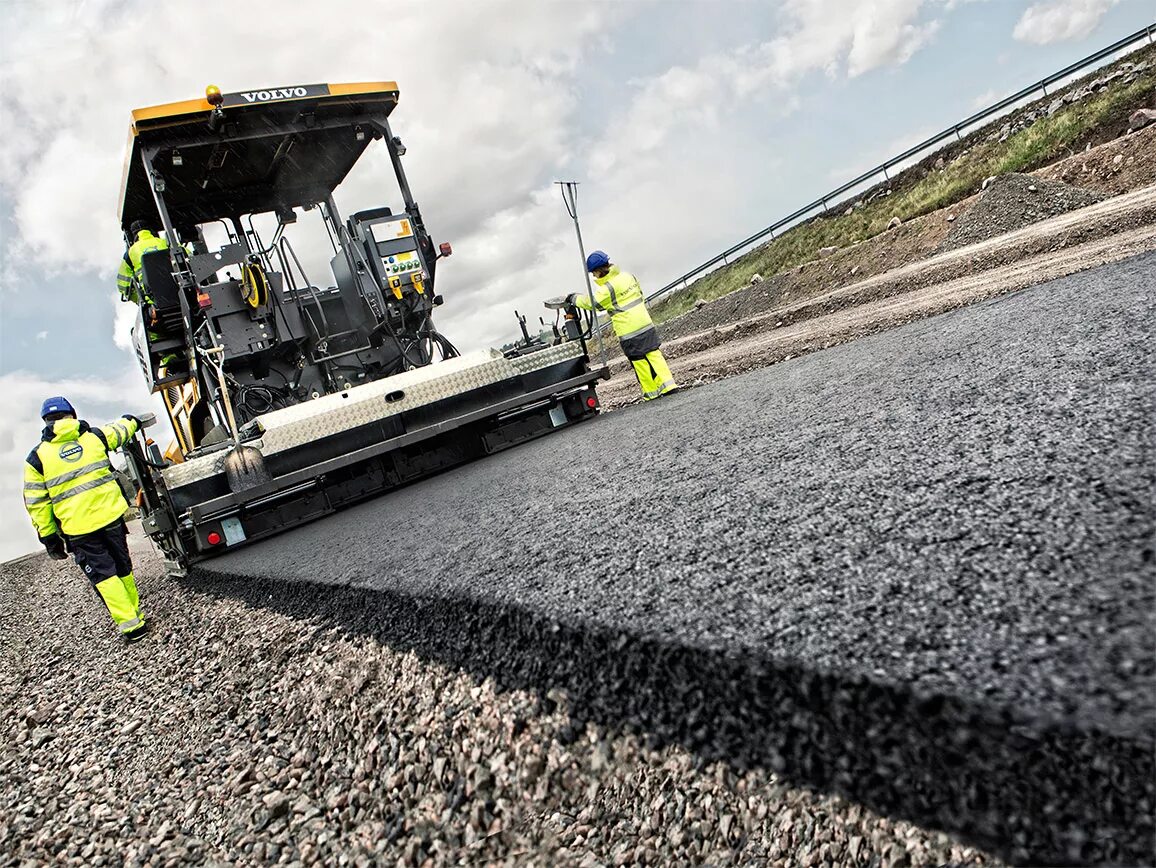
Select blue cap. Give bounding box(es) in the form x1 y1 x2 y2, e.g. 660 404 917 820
40 396 76 419
585 250 610 272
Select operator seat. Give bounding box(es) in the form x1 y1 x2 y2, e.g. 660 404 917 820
139 248 183 335
139 248 181 311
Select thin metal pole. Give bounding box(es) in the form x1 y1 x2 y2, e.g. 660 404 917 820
380 118 416 210
556 181 608 367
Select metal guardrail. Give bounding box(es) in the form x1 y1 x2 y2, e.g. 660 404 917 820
647 23 1156 305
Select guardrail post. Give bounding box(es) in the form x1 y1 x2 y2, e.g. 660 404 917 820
954 126 961 141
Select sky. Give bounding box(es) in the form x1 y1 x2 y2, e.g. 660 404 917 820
0 0 1152 560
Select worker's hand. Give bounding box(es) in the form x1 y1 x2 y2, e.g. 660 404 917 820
40 534 68 561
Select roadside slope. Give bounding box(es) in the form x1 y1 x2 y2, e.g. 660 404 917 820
595 179 1156 406
648 43 1155 323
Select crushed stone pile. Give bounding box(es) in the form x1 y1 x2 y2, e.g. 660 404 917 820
941 173 1104 251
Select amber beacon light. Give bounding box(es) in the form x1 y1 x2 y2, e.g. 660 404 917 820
205 85 224 106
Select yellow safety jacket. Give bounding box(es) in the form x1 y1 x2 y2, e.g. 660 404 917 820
573 265 660 359
23 417 139 539
116 230 170 304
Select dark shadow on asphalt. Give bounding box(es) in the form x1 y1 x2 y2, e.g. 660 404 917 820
189 568 1152 867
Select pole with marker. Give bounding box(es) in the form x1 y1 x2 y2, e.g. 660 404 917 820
556 181 608 368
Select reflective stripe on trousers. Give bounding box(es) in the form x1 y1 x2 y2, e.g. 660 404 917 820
118 616 145 634
642 380 677 400
631 349 677 401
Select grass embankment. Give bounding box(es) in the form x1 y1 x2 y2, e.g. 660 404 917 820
650 58 1155 324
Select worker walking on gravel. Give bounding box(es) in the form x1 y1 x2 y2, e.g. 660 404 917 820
549 250 678 401
22 397 148 641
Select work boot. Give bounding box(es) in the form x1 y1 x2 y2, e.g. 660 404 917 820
123 621 150 643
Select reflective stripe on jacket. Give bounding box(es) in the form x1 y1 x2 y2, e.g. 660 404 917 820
23 417 139 538
572 265 656 342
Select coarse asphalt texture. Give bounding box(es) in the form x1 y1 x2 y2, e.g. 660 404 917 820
197 252 1156 865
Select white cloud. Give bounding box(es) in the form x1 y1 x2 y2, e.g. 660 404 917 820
0 0 629 353
590 0 941 176
1012 0 1117 45
34 330 47 341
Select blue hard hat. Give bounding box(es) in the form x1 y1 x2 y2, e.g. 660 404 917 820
585 250 610 272
40 396 76 419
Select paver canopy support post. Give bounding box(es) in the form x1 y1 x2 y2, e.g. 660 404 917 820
557 181 608 366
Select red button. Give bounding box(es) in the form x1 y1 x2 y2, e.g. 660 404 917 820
206 531 222 546
586 397 597 408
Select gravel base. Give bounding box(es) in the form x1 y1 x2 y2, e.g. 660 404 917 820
1 551 997 867
940 173 1103 251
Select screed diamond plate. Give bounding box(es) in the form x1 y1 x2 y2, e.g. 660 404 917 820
162 343 589 489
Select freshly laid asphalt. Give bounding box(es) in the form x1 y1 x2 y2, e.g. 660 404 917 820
198 252 1155 865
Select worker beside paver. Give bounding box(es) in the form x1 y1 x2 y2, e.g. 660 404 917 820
550 250 678 400
23 397 148 641
116 220 170 305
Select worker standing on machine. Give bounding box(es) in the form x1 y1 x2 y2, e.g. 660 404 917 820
22 397 148 642
116 220 169 304
549 250 678 401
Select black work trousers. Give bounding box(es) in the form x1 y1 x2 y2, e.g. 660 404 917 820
70 519 132 584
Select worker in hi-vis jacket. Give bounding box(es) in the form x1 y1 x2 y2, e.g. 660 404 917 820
116 220 170 305
23 397 148 641
547 250 679 401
